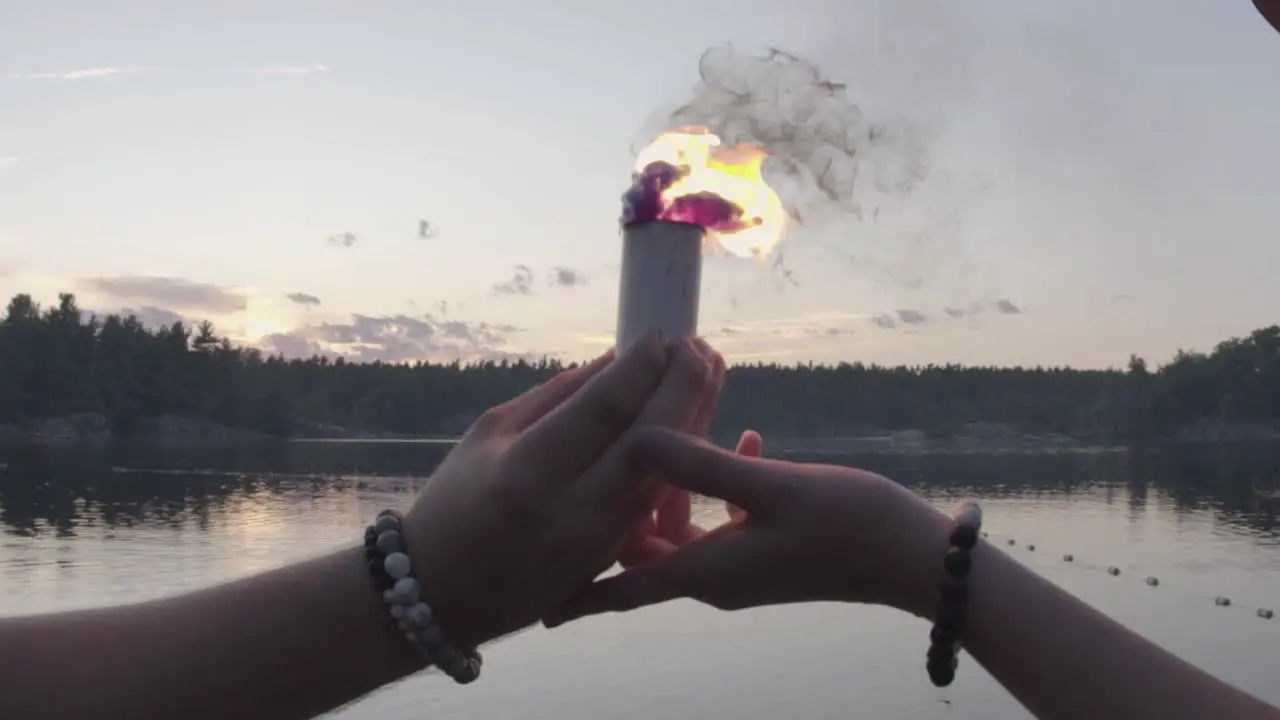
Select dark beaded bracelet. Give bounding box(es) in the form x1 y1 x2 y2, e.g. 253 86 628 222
364 510 483 684
926 501 983 687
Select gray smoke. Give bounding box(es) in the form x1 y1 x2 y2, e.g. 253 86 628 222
636 44 929 230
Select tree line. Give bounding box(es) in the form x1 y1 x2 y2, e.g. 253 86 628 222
0 292 1276 443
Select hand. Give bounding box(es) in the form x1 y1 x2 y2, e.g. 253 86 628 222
544 427 952 627
401 333 724 648
617 430 760 567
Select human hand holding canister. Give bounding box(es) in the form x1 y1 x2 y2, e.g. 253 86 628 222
398 334 723 654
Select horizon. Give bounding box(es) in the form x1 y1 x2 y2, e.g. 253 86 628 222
2 286 1262 374
3 1 1279 371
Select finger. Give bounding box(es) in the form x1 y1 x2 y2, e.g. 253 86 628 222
580 338 714 503
656 343 723 543
621 483 707 545
507 331 666 483
655 486 692 544
641 337 714 433
617 532 679 568
728 429 762 523
623 427 790 512
498 352 614 432
545 532 770 625
624 479 667 525
686 339 726 437
616 515 656 567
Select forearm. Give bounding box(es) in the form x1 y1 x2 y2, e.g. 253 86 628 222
925 526 1280 719
0 547 427 720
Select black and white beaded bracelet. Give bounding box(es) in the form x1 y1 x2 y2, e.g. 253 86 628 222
926 500 982 688
363 510 482 684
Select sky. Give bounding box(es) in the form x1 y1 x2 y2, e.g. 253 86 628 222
1 0 1279 369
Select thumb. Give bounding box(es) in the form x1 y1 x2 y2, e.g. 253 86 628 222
544 532 769 626
728 429 763 522
736 429 763 458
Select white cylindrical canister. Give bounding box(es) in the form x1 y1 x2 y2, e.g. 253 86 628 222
615 221 705 352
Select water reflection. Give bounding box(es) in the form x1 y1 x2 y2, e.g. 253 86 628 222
782 447 1278 540
0 441 446 537
0 441 1275 540
0 441 1277 719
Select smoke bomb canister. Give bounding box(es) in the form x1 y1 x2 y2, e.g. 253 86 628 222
615 221 704 352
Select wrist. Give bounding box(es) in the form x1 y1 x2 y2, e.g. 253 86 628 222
342 545 430 680
881 487 955 619
365 511 485 682
401 525 494 649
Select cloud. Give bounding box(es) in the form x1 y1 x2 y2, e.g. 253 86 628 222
933 300 1022 320
811 325 855 338
993 299 1022 315
493 265 535 296
84 305 187 331
436 319 520 347
941 299 1028 320
704 312 865 346
871 314 897 330
80 276 248 314
493 265 591 294
705 312 869 342
260 313 527 364
895 309 929 325
0 157 15 168
116 306 187 330
326 232 358 248
286 292 321 307
705 318 861 363
240 63 328 76
259 332 320 358
5 67 152 81
549 266 588 288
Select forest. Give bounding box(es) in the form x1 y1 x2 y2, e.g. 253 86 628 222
0 292 1277 444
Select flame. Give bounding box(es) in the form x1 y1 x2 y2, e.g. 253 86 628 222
633 126 786 258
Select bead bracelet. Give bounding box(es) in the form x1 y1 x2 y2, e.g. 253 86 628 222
363 510 482 684
926 500 983 687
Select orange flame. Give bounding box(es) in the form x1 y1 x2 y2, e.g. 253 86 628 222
634 126 786 258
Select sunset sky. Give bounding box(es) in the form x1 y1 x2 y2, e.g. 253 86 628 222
2 0 1279 369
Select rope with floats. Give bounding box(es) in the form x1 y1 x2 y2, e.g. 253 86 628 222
982 531 1275 622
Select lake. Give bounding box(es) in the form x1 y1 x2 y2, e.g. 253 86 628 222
1 441 1277 719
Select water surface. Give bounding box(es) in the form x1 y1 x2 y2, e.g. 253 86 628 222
0 442 1277 719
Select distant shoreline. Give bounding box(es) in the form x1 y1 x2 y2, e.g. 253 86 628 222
289 436 462 444
766 441 1130 457
3 413 1278 453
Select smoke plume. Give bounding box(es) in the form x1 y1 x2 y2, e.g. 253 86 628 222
636 45 929 231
